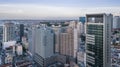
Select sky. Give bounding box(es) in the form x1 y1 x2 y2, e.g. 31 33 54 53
0 0 120 19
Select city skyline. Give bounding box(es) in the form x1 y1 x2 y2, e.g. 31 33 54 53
0 13 120 67
0 0 120 19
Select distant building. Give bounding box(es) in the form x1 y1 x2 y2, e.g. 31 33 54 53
51 25 61 53
55 21 80 59
79 17 86 24
3 41 16 50
77 51 86 67
55 32 60 53
0 42 2 50
86 13 112 67
14 24 24 42
22 36 29 50
3 22 15 42
5 53 13 64
0 55 2 65
3 41 16 64
0 25 3 42
59 27 74 57
113 16 120 30
33 25 54 67
16 44 23 55
77 22 85 36
19 24 24 42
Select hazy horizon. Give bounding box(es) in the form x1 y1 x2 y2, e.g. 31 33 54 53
0 0 120 20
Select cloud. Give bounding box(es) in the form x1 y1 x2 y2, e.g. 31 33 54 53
0 4 120 19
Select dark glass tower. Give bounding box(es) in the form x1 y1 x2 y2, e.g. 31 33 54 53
20 24 24 42
86 13 113 67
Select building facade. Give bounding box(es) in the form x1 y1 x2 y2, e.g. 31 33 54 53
3 22 15 42
51 25 61 53
86 13 112 67
113 16 120 30
59 27 74 57
19 24 24 42
33 25 54 67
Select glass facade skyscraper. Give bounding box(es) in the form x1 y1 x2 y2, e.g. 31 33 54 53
86 13 113 67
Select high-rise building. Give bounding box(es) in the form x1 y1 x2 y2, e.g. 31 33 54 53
3 22 15 42
79 17 86 24
19 24 24 42
113 16 120 30
0 25 3 42
86 13 112 67
14 24 24 42
57 21 79 59
33 25 54 67
51 25 61 53
77 22 85 36
55 32 60 53
59 27 74 57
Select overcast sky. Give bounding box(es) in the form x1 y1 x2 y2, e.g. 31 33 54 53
0 0 120 19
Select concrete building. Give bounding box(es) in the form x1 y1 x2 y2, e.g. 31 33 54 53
3 41 16 50
55 32 60 53
16 45 23 56
113 16 120 30
85 13 112 67
51 25 61 53
59 27 74 57
73 27 78 58
77 22 85 35
77 51 86 67
5 53 13 64
78 17 86 34
33 25 54 67
14 24 24 42
56 21 80 59
0 55 2 65
29 24 41 56
69 21 79 58
3 22 15 42
60 32 69 56
52 21 80 60
3 41 16 64
22 36 29 50
0 25 3 42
